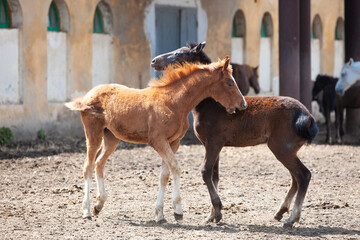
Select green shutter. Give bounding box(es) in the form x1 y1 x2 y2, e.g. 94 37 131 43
260 19 267 37
93 7 104 33
232 17 236 37
47 2 60 32
0 0 10 28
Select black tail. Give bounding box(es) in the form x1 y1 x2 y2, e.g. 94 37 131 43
293 112 319 144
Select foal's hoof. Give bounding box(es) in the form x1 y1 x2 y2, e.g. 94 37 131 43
83 210 92 220
214 213 222 223
274 213 283 221
174 212 183 221
156 218 167 224
83 215 92 220
93 206 100 216
283 221 294 228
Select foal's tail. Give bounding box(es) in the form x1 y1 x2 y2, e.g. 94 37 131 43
65 97 92 112
293 112 319 144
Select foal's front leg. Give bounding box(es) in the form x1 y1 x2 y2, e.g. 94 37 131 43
201 142 223 223
153 140 183 222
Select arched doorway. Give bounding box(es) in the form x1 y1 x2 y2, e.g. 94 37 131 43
259 12 273 94
92 1 114 87
0 0 22 104
333 17 344 77
231 9 245 64
311 14 322 81
47 0 70 102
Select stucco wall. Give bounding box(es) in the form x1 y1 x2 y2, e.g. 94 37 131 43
311 0 344 75
0 0 345 141
0 0 153 140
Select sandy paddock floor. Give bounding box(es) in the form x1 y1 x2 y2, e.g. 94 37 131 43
0 134 359 239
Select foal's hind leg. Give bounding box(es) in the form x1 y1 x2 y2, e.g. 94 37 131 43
81 114 104 219
201 142 223 223
283 158 311 227
155 160 170 222
93 129 120 216
274 174 298 221
268 140 311 227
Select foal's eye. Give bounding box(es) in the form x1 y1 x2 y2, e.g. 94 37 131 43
227 81 234 87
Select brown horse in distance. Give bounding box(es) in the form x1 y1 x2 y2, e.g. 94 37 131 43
151 42 318 228
65 58 247 222
232 63 260 95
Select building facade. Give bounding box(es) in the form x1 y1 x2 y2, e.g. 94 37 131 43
0 0 344 140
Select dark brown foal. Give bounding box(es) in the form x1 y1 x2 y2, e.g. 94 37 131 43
151 42 318 228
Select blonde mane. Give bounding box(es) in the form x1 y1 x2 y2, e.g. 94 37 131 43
149 59 231 88
149 62 202 87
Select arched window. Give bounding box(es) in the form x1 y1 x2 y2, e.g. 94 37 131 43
93 7 103 33
93 2 112 34
335 17 344 40
260 12 273 37
312 15 322 39
0 0 10 28
232 10 245 38
47 1 60 31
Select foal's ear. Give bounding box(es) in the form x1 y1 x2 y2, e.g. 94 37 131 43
254 66 259 72
191 41 206 54
348 58 354 66
222 56 230 71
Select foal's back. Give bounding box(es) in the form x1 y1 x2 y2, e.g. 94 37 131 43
194 96 311 147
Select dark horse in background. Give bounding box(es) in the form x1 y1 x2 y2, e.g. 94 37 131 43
151 41 318 228
312 74 344 144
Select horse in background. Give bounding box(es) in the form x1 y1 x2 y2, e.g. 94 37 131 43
335 58 360 95
232 63 260 95
151 42 318 228
335 58 360 109
65 58 247 222
312 74 344 144
152 41 260 96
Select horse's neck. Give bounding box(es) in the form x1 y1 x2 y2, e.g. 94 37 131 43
170 71 214 114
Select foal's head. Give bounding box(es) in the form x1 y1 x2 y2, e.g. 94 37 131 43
206 57 247 113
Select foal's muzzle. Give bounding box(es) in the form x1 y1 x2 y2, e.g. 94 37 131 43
227 107 237 114
237 100 248 111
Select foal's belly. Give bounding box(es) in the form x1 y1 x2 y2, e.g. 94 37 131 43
108 123 149 144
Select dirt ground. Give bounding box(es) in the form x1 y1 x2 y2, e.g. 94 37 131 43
0 128 359 240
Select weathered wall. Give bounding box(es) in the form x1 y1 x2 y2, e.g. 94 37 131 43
311 0 344 75
0 0 153 140
0 0 345 141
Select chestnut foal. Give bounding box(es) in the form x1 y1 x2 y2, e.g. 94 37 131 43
65 58 247 222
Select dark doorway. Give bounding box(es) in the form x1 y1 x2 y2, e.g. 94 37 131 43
155 6 197 78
